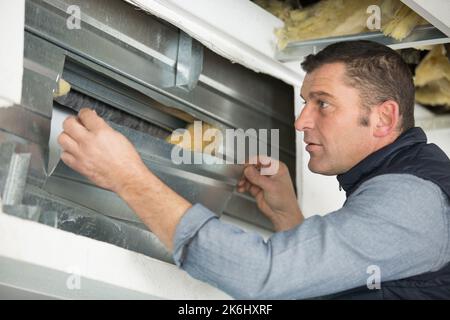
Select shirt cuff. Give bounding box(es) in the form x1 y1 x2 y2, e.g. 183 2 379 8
172 203 217 268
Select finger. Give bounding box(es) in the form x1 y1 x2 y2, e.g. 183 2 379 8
246 156 273 176
78 108 107 132
255 192 270 214
237 180 246 192
63 116 90 142
249 185 262 197
237 178 246 187
258 156 282 176
256 155 273 166
57 132 79 155
259 156 281 176
248 155 279 168
244 165 271 190
60 151 78 170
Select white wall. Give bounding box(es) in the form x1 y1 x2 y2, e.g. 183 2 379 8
426 128 450 155
0 0 25 108
0 212 231 299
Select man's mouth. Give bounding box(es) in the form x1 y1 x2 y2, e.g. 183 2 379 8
304 141 322 152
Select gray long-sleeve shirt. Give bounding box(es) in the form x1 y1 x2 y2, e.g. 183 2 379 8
172 174 450 299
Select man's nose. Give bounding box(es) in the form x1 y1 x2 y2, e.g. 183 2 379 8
295 105 315 132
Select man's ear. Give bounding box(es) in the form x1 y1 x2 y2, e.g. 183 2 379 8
373 100 400 138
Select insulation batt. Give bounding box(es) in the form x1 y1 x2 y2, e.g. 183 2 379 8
415 45 450 109
253 0 427 49
166 122 221 154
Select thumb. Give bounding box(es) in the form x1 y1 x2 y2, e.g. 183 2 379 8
244 166 272 190
78 108 106 132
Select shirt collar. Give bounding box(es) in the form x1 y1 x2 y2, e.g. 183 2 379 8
336 127 427 196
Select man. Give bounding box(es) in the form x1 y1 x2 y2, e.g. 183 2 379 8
58 40 450 299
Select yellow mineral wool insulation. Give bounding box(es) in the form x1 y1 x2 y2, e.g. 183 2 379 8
382 3 427 40
379 0 403 23
166 122 221 153
414 45 450 108
415 80 450 108
53 78 71 98
276 0 381 49
414 45 450 86
253 0 293 21
266 0 427 49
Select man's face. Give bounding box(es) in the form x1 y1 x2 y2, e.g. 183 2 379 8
296 63 376 175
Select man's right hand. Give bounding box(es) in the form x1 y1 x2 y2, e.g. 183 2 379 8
237 158 304 231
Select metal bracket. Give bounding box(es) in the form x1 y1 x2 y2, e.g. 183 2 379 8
175 31 204 91
0 142 41 222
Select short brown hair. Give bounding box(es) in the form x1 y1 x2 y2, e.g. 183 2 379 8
301 40 415 131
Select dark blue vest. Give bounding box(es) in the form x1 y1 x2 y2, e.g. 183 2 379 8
329 127 450 299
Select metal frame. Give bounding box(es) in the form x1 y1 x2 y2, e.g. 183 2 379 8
277 25 450 62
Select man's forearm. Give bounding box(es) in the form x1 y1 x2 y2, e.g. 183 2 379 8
117 164 192 251
57 108 192 251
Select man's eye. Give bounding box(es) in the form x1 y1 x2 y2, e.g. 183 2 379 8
318 100 330 109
